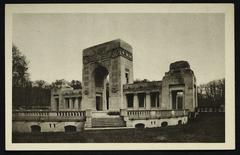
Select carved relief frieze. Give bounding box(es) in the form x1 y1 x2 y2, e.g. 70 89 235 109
111 48 133 61
83 48 132 64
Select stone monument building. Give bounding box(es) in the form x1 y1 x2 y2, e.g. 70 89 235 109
81 39 133 111
13 39 198 133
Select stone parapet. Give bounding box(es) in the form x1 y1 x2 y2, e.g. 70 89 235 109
127 109 187 120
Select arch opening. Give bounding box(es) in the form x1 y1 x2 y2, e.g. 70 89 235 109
178 120 182 125
94 65 109 111
64 125 77 133
161 121 168 127
31 125 41 133
135 123 145 129
171 90 184 110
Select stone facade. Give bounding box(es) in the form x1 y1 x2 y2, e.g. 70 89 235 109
161 61 197 112
50 40 197 113
51 87 82 111
81 39 133 111
13 39 198 133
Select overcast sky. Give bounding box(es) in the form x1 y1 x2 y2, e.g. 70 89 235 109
13 13 225 85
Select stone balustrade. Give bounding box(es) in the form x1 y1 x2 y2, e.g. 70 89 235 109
127 109 188 120
12 110 86 122
56 111 85 117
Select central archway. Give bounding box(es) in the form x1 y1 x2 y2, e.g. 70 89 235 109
94 65 109 111
81 39 134 111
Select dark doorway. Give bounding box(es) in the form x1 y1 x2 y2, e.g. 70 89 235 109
172 91 177 109
126 94 134 108
177 93 183 109
31 125 41 133
55 98 59 111
138 93 146 108
171 90 184 110
96 96 103 111
94 65 109 111
64 125 77 133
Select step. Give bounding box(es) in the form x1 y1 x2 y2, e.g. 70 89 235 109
91 117 126 128
85 126 134 130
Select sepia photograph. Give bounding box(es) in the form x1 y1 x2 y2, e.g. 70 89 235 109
5 4 234 150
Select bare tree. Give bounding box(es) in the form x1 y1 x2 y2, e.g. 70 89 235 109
198 78 225 106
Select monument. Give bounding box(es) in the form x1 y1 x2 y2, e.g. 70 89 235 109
13 39 198 132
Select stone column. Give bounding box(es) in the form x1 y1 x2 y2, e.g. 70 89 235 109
74 98 79 110
133 93 138 110
69 98 73 110
146 92 151 110
63 97 67 110
171 110 175 117
169 91 172 110
78 97 82 110
120 109 129 122
123 94 127 109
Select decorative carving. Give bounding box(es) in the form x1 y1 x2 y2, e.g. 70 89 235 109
112 87 119 93
84 90 89 95
83 48 132 64
83 76 89 81
84 82 88 86
123 82 162 92
111 49 120 58
83 56 90 64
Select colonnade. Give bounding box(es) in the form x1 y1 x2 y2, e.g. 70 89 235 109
124 92 160 110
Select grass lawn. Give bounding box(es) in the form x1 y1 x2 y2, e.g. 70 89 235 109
12 113 225 143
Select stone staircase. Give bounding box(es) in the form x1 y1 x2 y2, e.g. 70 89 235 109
91 117 126 128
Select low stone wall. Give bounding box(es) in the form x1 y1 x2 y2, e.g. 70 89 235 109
126 116 188 128
13 121 85 133
13 109 190 132
120 109 189 128
12 110 86 133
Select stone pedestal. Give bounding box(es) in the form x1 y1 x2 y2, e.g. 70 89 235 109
84 109 92 128
120 109 127 117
